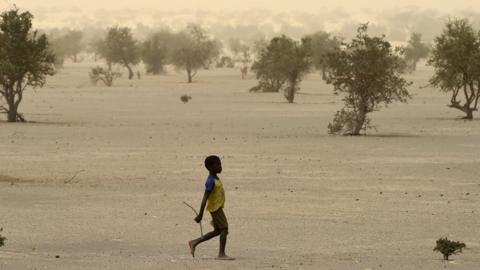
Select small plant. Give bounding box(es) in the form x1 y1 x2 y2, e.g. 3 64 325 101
180 95 192 103
89 65 122 87
0 228 6 247
434 238 466 260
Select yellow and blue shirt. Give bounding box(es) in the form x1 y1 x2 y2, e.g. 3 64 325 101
205 175 225 213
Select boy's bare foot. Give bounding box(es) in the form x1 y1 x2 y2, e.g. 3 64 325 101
216 255 235 260
188 241 196 258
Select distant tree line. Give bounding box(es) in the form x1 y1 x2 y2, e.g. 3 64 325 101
1 6 478 130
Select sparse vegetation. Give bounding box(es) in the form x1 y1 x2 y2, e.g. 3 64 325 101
250 35 312 103
0 8 56 122
434 238 466 260
428 19 480 119
180 95 192 103
404 32 430 72
50 30 84 66
325 24 411 135
96 27 140 80
305 31 341 79
229 38 252 79
170 25 220 83
141 31 169 75
89 65 122 87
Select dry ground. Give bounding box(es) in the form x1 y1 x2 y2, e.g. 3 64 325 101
0 62 479 270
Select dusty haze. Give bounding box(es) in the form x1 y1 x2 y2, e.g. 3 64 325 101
0 1 479 270
5 0 480 12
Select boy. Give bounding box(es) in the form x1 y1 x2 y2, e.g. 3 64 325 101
188 155 234 260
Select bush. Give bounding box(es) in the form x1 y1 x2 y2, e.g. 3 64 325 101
434 238 466 260
180 95 192 103
89 66 122 87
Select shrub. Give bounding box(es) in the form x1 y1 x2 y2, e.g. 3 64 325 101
434 238 466 260
89 66 122 87
180 95 192 103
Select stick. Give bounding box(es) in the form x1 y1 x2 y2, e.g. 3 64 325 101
183 201 204 236
64 170 85 184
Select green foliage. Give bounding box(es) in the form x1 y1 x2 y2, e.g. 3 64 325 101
0 8 56 122
428 19 480 119
170 24 220 83
251 35 312 103
97 27 140 80
434 238 466 260
141 31 169 75
326 24 411 135
404 32 430 71
89 65 122 87
305 31 341 79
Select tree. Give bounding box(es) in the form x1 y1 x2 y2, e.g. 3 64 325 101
404 32 430 71
141 31 169 75
250 35 312 103
50 30 84 67
229 38 252 79
325 24 411 135
428 19 480 120
97 27 140 80
434 238 466 261
0 9 55 122
305 31 340 79
170 25 220 83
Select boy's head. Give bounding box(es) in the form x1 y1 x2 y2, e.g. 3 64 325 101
205 155 222 174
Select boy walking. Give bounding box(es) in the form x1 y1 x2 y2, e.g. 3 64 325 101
188 155 234 260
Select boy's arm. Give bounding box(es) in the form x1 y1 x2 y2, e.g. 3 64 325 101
194 190 211 223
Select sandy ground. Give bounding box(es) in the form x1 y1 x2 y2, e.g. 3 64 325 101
0 62 479 270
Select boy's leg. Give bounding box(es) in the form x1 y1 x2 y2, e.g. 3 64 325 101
189 229 221 257
218 228 228 257
213 209 234 260
216 228 234 260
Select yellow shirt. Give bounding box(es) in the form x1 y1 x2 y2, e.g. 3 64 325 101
206 178 225 213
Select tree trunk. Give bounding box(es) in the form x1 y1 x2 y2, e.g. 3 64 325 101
126 64 134 80
6 97 18 123
321 68 327 81
412 60 417 72
187 68 193 83
464 109 474 120
285 79 296 103
286 86 295 103
352 105 367 136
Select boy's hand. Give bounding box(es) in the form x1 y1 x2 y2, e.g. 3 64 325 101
194 214 203 223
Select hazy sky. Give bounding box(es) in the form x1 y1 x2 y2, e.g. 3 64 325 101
5 0 480 13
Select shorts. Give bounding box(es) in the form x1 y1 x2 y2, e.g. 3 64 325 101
210 208 228 230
